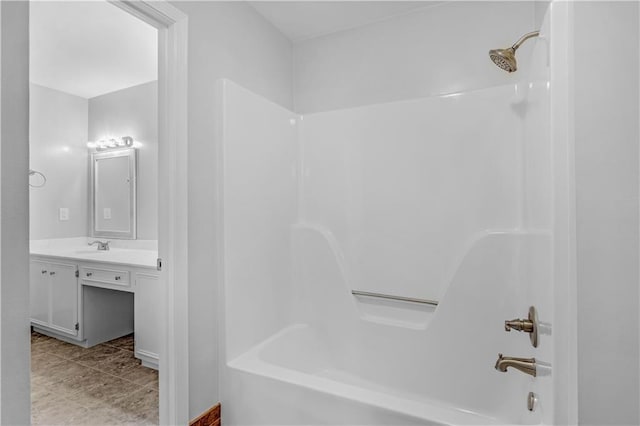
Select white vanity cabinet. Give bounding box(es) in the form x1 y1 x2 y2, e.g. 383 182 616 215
133 272 160 368
80 265 134 348
29 259 79 338
29 252 160 369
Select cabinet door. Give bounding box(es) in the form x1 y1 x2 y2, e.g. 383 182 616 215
49 262 78 336
134 273 160 365
30 260 50 326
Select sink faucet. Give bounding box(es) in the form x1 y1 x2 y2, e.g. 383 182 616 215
495 353 536 377
88 240 110 251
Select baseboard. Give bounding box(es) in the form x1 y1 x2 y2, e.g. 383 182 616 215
189 403 221 426
135 349 159 370
32 326 88 347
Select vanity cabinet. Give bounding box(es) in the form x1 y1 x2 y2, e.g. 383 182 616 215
79 264 134 349
134 272 160 368
80 265 132 292
29 259 79 338
30 255 160 369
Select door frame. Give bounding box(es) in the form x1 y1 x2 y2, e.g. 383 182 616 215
107 2 189 424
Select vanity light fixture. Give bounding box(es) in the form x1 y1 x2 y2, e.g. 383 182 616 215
88 136 135 151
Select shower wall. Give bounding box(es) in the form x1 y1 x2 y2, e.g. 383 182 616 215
218 2 559 424
219 77 537 423
220 77 524 348
299 86 521 302
219 80 298 360
293 1 537 113
219 72 555 425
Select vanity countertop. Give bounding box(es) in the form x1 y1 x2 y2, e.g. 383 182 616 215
30 238 158 269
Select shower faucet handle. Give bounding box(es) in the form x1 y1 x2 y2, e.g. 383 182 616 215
504 319 533 333
504 306 539 348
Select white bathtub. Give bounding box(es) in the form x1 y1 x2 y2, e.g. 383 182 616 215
221 228 551 425
228 324 499 425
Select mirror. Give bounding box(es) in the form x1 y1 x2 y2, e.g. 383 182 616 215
91 148 137 239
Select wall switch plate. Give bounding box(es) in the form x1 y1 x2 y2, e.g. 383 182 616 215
59 208 69 221
103 208 112 220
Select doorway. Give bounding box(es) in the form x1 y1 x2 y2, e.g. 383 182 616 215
24 0 189 424
29 2 159 423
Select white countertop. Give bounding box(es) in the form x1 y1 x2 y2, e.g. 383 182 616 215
30 238 158 269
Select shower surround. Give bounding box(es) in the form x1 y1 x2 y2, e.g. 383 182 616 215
215 3 571 424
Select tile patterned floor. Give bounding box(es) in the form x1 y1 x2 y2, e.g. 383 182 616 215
31 331 159 425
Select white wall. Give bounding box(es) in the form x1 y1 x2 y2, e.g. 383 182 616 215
1 1 30 423
29 84 88 240
88 81 158 240
293 1 536 113
574 2 640 424
30 81 157 241
169 1 293 419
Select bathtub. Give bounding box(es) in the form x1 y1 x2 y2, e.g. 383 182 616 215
221 228 551 425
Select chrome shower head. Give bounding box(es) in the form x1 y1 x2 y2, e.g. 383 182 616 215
489 47 517 72
489 31 540 73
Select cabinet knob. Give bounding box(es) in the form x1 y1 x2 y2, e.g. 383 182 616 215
115 276 121 281
49 271 55 276
41 270 47 274
86 272 93 277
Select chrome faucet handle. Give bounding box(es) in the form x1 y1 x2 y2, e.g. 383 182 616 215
504 306 539 348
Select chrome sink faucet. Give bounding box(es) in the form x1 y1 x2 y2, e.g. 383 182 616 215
89 240 110 251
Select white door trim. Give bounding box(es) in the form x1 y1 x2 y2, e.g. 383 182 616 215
108 2 189 424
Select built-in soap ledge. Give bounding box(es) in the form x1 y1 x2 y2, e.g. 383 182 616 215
352 292 437 330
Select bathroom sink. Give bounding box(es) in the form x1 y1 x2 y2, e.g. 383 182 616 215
72 249 108 255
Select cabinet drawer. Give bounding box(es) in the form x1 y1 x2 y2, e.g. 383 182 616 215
80 266 130 286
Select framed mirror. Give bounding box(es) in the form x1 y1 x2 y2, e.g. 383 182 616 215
91 148 137 239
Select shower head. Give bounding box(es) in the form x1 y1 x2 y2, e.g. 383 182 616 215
489 47 517 72
489 31 540 73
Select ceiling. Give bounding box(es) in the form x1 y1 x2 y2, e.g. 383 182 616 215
30 1 157 99
30 1 440 97
249 1 444 42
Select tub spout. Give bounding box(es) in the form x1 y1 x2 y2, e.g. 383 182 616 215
495 353 536 377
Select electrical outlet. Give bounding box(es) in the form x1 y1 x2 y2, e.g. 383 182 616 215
59 208 69 221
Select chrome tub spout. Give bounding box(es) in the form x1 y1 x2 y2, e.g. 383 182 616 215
495 353 536 377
